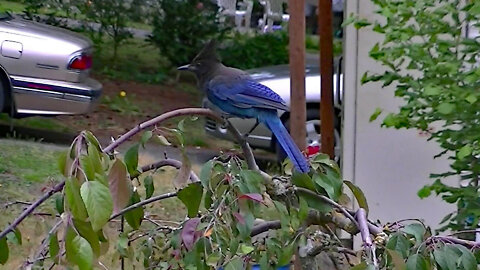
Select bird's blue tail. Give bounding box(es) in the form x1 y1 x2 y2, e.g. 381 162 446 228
259 112 310 173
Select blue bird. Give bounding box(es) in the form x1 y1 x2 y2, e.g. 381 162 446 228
178 40 310 173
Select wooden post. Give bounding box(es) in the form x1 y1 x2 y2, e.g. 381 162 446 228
319 0 335 159
289 0 307 150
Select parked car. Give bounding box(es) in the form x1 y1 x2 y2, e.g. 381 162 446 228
203 57 343 161
0 13 102 116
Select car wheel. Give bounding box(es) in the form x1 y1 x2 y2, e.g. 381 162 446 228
275 108 341 163
0 80 4 113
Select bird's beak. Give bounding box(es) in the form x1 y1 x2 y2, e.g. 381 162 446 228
177 64 190 71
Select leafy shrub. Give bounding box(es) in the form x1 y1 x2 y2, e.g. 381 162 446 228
219 31 289 70
148 0 228 67
352 0 480 232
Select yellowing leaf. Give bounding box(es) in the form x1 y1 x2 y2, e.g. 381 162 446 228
108 159 131 214
204 228 213 237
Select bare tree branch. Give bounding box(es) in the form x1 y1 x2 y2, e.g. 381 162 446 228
109 192 177 221
0 181 65 240
102 108 259 171
251 221 281 237
140 158 200 182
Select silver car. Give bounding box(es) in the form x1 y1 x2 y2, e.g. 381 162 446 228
0 13 101 116
204 57 343 161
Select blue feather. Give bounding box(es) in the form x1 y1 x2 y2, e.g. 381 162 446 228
207 75 310 173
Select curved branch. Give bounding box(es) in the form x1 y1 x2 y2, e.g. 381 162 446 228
109 191 177 221
251 221 282 237
0 181 65 240
102 108 258 171
140 158 200 182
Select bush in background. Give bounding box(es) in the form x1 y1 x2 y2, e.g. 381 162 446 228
219 31 289 70
147 0 229 68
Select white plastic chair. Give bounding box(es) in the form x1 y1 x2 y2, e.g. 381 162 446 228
217 0 253 31
259 0 289 32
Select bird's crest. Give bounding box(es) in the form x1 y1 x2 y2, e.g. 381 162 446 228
192 40 219 63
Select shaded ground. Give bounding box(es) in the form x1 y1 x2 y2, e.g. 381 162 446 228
57 75 201 139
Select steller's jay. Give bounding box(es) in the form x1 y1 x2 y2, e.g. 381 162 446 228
178 40 310 173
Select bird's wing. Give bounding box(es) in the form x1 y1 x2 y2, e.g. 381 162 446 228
208 75 289 111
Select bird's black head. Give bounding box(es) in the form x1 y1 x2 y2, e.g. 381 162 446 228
177 40 220 78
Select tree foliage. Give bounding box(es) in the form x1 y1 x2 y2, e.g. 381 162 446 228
0 108 479 269
350 0 480 233
147 0 229 67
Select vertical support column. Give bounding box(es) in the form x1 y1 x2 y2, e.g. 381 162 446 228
319 0 335 159
289 0 307 150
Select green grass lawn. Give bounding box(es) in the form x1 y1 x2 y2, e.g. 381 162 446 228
0 0 24 13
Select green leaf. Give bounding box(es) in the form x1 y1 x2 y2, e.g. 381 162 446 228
65 177 88 221
58 151 68 176
239 244 254 255
144 175 154 199
84 131 100 151
278 241 296 266
434 245 459 270
80 154 95 181
73 219 100 257
199 160 214 188
124 191 144 230
239 170 264 193
298 197 309 221
354 19 371 29
178 182 203 218
424 85 441 96
406 254 428 270
7 228 21 245
153 135 171 146
49 233 60 263
386 233 411 258
66 232 93 270
298 190 332 213
465 94 477 104
140 130 153 148
55 195 64 215
344 180 369 213
124 144 139 176
224 257 244 270
108 159 131 215
401 223 425 244
351 262 369 270
0 236 8 264
88 144 103 175
370 107 382 122
387 249 406 270
437 103 455 115
454 244 477 270
116 233 128 258
417 185 431 199
292 173 315 191
313 168 342 201
80 181 113 231
457 145 472 160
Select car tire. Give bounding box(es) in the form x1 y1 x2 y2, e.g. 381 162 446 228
275 108 341 163
0 79 4 113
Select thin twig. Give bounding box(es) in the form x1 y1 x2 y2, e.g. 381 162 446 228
110 192 177 221
294 187 359 228
0 181 65 240
3 200 32 208
140 158 200 182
